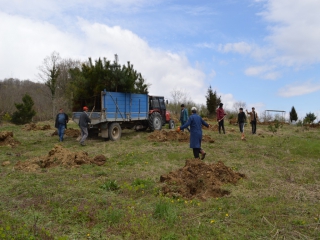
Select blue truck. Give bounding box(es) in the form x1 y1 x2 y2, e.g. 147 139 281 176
72 90 175 141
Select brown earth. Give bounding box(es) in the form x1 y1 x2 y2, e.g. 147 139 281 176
160 158 245 200
148 130 214 143
14 145 106 172
0 131 20 147
23 123 51 131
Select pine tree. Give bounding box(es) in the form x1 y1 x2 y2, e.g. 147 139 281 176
289 106 298 122
206 86 221 117
11 94 36 124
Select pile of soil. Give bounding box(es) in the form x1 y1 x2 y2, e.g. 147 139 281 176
23 123 51 131
0 131 20 147
51 128 80 138
160 158 245 200
148 130 214 143
14 145 106 172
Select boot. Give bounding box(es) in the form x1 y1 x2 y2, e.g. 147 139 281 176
200 149 206 160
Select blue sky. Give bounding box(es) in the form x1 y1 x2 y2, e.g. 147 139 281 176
0 0 319 121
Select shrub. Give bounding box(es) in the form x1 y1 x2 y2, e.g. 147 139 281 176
11 94 36 125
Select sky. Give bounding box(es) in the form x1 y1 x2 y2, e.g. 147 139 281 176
0 0 319 121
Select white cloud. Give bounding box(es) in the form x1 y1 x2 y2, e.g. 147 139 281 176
244 65 280 80
0 12 82 81
260 0 320 66
0 12 207 103
218 42 252 55
278 80 320 97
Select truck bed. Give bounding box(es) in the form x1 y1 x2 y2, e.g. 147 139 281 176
72 91 149 125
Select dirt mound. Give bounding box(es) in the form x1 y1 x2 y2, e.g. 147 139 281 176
51 128 80 138
14 145 106 172
160 158 245 200
23 123 51 131
0 131 20 147
148 130 214 143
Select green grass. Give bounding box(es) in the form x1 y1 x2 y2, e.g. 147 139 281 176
0 121 319 239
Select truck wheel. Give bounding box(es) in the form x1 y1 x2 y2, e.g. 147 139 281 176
168 119 175 129
149 112 162 131
108 123 122 141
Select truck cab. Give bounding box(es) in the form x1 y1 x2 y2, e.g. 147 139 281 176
148 96 174 130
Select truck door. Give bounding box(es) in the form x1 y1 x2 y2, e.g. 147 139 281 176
158 98 166 124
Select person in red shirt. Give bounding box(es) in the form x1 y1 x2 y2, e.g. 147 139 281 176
216 103 227 134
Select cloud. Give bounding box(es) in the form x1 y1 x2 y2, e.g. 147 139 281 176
0 12 81 81
260 0 320 66
0 12 207 103
244 65 280 80
278 80 320 97
218 42 253 55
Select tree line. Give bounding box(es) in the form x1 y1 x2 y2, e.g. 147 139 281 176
0 52 317 125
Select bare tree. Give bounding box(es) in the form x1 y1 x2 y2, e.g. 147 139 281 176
38 51 61 118
168 88 192 115
233 101 247 112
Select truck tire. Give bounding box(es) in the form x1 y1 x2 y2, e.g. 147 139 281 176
168 119 175 129
149 112 162 131
108 123 122 141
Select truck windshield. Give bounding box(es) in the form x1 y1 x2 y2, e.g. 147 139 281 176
159 98 165 109
151 98 160 109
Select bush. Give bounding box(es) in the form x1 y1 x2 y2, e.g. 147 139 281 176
11 94 36 125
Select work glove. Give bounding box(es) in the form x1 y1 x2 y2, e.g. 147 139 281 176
176 127 181 132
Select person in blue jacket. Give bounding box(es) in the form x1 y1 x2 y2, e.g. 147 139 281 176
180 104 190 132
55 108 69 142
178 107 209 160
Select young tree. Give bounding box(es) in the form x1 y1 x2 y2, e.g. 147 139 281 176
304 112 316 124
11 94 36 124
206 85 221 117
289 106 298 122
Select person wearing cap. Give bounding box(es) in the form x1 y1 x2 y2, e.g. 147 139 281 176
55 108 69 142
246 107 258 134
237 108 246 140
79 106 91 146
216 103 227 134
178 107 209 160
179 104 190 132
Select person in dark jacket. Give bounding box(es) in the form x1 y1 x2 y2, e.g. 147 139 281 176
216 103 227 134
55 108 69 142
179 107 209 160
180 104 190 132
237 108 246 140
79 106 91 146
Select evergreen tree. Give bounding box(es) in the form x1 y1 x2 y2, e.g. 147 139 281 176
206 86 221 116
11 94 36 124
69 56 149 110
304 112 316 124
289 106 298 122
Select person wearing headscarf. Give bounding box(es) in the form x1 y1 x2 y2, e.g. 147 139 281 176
178 107 209 160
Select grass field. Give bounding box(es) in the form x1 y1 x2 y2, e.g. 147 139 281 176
0 120 319 240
